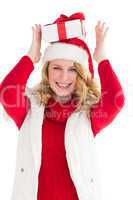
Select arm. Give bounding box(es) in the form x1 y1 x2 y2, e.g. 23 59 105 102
90 59 125 137
0 24 42 129
90 21 125 137
0 56 34 129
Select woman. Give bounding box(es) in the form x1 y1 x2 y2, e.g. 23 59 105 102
0 14 125 200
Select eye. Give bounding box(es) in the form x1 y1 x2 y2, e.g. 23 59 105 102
53 66 61 70
69 68 77 72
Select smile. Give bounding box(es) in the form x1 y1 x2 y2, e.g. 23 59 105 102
56 82 72 88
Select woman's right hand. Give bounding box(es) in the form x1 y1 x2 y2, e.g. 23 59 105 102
93 21 109 64
27 24 42 63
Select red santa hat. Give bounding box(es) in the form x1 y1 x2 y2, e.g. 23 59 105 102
42 12 94 79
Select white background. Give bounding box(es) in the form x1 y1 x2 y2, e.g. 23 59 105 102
0 0 132 199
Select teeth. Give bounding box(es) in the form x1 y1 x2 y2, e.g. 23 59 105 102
59 84 69 86
56 82 71 88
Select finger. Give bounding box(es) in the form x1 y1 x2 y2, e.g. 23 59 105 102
37 24 41 31
33 24 39 35
32 26 34 32
103 27 109 38
33 24 37 30
32 25 38 40
97 20 101 26
95 21 105 34
32 26 35 38
34 24 41 33
95 20 101 30
39 24 42 36
32 24 37 31
35 24 40 32
101 22 106 31
38 24 41 29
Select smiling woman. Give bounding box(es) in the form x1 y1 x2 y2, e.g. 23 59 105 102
0 12 125 200
48 59 77 99
35 58 100 111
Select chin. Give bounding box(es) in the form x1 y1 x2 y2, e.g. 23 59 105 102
53 89 74 99
56 92 72 97
53 88 73 97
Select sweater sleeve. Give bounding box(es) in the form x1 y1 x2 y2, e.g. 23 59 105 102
0 55 34 130
90 59 125 137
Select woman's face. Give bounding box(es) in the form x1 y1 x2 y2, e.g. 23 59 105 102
48 59 77 98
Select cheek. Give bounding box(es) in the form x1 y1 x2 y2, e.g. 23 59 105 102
70 73 77 84
48 70 61 82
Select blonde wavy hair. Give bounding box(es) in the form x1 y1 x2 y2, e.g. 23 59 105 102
34 61 101 112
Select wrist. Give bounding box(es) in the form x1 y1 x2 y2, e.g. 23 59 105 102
24 54 34 64
27 47 41 64
96 56 108 64
93 49 108 64
26 51 35 63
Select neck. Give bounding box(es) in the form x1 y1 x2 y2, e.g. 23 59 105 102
53 94 72 104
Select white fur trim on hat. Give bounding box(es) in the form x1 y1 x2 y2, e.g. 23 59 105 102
42 42 89 72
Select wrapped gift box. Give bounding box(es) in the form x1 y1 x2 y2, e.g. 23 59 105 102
42 19 86 43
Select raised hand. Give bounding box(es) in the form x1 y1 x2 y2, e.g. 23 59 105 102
27 24 42 63
93 21 109 63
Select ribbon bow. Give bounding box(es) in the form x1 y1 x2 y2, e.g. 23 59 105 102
53 12 85 41
54 12 85 23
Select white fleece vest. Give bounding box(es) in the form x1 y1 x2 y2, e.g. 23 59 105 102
10 88 102 200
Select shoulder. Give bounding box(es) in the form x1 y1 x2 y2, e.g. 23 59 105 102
24 83 41 105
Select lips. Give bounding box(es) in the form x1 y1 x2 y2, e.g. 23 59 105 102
56 82 72 89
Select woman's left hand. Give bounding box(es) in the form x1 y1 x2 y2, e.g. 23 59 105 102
27 24 42 63
93 21 109 64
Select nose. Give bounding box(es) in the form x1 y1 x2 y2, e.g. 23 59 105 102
60 70 69 82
